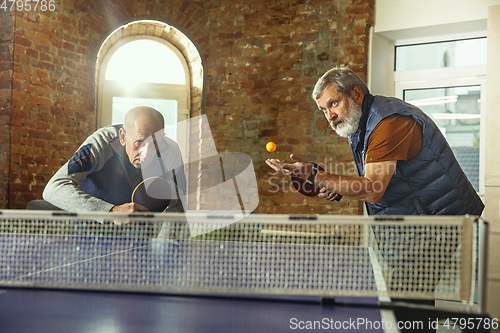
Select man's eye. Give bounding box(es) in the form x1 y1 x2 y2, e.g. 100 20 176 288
331 102 338 107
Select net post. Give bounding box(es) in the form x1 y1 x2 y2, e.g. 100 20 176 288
477 218 489 313
460 216 474 303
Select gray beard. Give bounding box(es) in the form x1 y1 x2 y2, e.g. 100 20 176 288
330 97 362 137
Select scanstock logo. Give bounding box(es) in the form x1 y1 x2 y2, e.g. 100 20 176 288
138 115 259 236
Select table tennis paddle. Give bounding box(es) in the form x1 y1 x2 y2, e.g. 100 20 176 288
291 163 342 201
131 176 173 212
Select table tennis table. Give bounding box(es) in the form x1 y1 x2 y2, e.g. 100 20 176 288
0 211 491 333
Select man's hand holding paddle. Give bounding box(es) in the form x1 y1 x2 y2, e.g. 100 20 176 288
109 203 150 226
266 154 341 201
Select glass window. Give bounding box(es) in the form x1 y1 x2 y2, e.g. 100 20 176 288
404 86 481 191
395 38 487 71
105 40 186 85
98 36 190 147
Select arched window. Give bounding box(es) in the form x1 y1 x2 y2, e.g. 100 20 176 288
96 20 204 210
97 35 191 162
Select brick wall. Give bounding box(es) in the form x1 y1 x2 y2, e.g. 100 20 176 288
204 0 373 215
0 10 13 209
2 0 374 214
6 3 101 208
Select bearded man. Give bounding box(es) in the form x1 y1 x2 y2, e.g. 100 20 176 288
266 67 483 216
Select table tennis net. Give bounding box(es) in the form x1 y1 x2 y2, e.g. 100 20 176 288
0 211 481 303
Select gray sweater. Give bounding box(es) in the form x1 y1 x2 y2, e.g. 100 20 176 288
43 125 186 212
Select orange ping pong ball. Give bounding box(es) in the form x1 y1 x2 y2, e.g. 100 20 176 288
266 142 277 152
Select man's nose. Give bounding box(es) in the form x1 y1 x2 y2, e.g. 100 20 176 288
325 109 337 122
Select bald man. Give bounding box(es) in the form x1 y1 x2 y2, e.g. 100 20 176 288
43 106 186 214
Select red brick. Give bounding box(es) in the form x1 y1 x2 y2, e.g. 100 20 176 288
62 42 75 52
33 32 50 44
36 69 49 79
29 95 52 105
15 36 31 48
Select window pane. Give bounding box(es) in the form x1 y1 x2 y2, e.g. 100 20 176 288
404 86 480 191
112 97 178 141
106 40 186 85
395 38 487 71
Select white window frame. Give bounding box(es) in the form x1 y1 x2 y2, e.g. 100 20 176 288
394 64 486 196
97 35 191 164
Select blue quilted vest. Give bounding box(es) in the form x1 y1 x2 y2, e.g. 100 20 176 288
349 94 484 216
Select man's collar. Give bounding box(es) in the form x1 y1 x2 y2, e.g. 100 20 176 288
359 93 374 135
352 93 374 152
108 135 126 158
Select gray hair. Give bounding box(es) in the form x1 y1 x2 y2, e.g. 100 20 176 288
312 67 370 100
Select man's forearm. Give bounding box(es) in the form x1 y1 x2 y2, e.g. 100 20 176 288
314 172 385 204
43 182 114 212
43 167 114 212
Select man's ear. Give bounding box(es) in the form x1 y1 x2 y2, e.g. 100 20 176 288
351 86 365 106
119 128 126 146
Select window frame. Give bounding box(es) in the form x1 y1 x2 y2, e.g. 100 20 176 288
394 64 486 196
97 35 191 164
